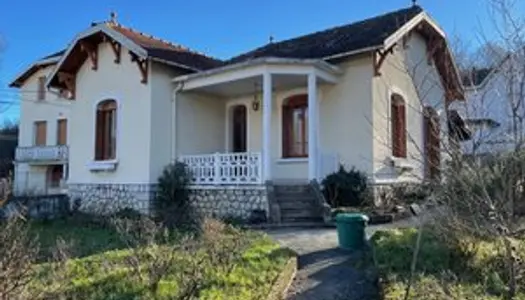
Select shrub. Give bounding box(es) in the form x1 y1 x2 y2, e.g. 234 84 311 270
154 162 194 229
321 165 369 207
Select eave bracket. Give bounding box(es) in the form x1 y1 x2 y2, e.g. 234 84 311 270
373 45 395 77
130 52 148 84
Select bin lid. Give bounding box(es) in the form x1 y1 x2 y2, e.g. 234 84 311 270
335 213 369 222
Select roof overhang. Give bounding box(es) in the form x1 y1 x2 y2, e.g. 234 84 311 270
388 11 465 101
46 23 148 90
173 57 342 92
9 55 61 88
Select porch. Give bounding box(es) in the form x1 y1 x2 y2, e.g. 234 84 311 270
173 58 343 185
179 151 339 185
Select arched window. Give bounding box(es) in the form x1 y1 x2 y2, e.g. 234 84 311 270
282 95 308 158
95 99 117 160
391 93 407 158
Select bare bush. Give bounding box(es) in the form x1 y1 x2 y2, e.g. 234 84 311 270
113 216 251 299
0 218 39 299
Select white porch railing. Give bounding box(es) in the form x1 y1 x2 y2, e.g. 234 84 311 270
179 152 263 185
15 145 69 163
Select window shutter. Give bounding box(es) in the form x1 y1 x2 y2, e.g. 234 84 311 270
282 105 291 157
391 98 407 158
57 119 67 145
398 104 407 158
38 76 46 101
35 121 47 146
95 111 105 160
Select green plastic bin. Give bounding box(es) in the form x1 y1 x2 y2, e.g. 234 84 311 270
335 213 369 250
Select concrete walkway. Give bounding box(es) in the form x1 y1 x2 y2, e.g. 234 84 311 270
266 217 421 300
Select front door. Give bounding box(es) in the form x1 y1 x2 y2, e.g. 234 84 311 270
232 105 247 153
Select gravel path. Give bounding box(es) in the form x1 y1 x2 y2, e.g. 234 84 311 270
266 217 421 300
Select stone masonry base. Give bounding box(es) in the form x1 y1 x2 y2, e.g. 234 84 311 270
68 183 155 214
188 186 268 221
67 184 269 221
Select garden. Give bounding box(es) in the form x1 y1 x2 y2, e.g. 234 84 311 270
0 162 295 300
322 165 423 225
371 228 525 299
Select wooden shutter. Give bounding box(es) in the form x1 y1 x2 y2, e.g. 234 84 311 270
95 111 105 160
424 108 441 180
398 104 407 157
57 119 67 145
38 76 46 100
391 100 407 158
282 105 291 157
34 121 47 146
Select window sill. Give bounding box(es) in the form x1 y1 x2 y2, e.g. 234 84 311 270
277 157 309 164
86 159 118 171
386 156 414 170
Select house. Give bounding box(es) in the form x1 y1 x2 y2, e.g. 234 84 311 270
458 49 525 157
10 50 70 195
9 5 468 222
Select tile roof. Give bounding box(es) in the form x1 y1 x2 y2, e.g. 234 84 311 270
108 23 223 71
228 5 423 63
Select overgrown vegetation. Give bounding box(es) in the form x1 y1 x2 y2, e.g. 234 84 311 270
321 165 369 208
154 162 195 229
0 215 293 299
372 228 525 299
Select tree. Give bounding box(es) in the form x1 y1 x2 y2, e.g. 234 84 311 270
381 0 525 298
0 121 18 178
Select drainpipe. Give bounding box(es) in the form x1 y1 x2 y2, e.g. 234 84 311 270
171 82 184 163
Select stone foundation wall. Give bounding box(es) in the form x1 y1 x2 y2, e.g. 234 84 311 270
189 186 268 221
68 183 156 214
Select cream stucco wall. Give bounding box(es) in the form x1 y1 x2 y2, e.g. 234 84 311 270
175 92 225 156
148 63 184 183
15 65 72 194
372 32 447 183
195 55 377 181
18 66 72 147
68 42 152 185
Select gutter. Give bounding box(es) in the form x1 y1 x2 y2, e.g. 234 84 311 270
322 45 382 62
172 57 342 84
171 82 185 162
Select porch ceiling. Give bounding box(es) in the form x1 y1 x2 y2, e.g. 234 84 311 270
189 73 322 97
173 57 342 97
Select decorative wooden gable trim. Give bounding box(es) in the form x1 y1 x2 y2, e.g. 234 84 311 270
373 45 395 77
109 40 121 63
79 40 98 71
58 72 76 100
130 51 148 84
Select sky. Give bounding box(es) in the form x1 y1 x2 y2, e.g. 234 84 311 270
0 0 519 122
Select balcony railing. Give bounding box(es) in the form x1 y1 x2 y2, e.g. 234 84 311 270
15 145 69 163
179 152 262 185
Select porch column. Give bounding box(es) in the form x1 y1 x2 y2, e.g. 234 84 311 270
308 73 318 181
262 72 272 181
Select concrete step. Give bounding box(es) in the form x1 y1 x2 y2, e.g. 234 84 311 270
278 201 317 210
281 216 324 223
276 196 317 203
245 221 330 230
281 209 320 219
274 185 311 194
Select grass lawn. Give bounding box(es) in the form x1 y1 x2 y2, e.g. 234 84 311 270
24 219 294 300
29 218 125 260
371 228 525 300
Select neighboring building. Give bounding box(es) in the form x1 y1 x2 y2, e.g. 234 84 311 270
10 50 71 195
459 49 525 156
9 5 468 222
